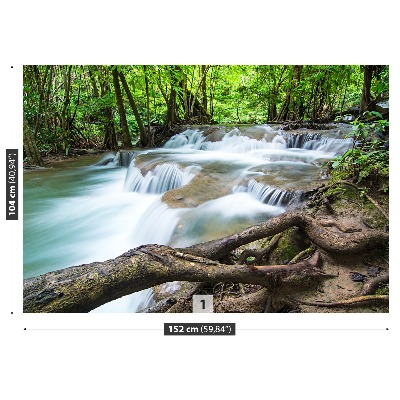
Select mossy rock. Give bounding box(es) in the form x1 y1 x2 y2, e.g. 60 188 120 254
269 227 310 264
325 185 388 230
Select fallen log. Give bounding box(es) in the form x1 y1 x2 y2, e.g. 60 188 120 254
23 246 323 313
23 209 389 313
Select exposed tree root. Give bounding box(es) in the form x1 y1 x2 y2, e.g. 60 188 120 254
237 233 283 265
288 245 316 264
185 210 388 261
214 288 269 313
319 219 361 233
358 273 389 296
23 209 389 313
23 245 325 313
290 295 388 308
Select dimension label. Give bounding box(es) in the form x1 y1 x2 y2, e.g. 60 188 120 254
6 149 18 220
164 323 235 336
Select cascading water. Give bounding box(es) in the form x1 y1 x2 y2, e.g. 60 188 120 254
163 128 206 149
124 163 198 194
23 123 353 312
234 179 298 206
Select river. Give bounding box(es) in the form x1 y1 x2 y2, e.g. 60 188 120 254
23 124 353 312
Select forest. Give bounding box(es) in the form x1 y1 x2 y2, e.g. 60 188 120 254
23 65 389 159
22 65 389 313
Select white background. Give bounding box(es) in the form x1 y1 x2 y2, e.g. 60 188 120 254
1 1 398 399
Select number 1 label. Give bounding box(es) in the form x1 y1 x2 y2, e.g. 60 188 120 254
193 295 213 313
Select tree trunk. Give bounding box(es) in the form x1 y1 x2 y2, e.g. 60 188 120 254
288 65 303 120
188 65 210 123
174 66 209 123
268 89 278 121
44 65 54 138
88 66 118 149
112 67 131 148
165 67 179 127
277 65 302 121
201 65 208 115
32 65 50 140
360 65 373 115
266 66 286 122
166 87 178 127
143 65 154 147
100 73 118 149
23 113 45 166
118 70 147 147
209 67 216 119
60 65 73 150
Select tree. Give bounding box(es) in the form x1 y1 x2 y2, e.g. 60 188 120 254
60 65 73 151
143 65 154 147
201 65 208 115
87 66 118 149
118 68 147 146
164 66 180 127
23 112 45 166
360 65 387 115
112 66 132 148
277 65 303 121
22 64 387 150
360 65 374 114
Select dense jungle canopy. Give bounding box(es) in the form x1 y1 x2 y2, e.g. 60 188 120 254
23 65 389 165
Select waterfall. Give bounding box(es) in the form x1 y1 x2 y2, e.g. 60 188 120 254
287 133 322 148
24 123 353 313
165 127 287 153
202 133 286 152
302 137 353 155
170 192 285 248
94 152 118 166
118 150 137 167
286 132 353 155
165 126 352 156
130 199 185 247
124 163 198 194
234 179 298 206
164 128 207 149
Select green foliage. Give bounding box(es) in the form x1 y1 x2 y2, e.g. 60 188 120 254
23 64 389 152
371 65 389 100
376 283 389 296
330 114 389 187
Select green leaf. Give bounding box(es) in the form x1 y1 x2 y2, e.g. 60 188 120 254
370 111 383 119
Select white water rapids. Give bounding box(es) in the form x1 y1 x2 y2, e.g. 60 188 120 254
23 124 353 312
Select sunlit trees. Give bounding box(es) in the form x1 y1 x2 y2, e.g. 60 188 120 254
23 64 388 164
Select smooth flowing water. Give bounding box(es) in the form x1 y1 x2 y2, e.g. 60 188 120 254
23 124 353 312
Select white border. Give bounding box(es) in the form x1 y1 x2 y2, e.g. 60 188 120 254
2 1 398 396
